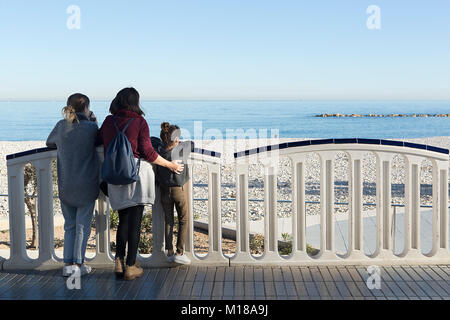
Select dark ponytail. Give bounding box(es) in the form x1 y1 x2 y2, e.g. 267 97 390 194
160 122 180 147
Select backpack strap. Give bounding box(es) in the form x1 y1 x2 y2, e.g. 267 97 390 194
112 116 134 134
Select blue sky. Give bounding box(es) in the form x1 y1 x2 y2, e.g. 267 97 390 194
0 1 449 100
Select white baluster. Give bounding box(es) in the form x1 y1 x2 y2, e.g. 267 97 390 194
289 155 310 261
205 163 228 264
346 151 367 261
145 167 172 267
34 159 59 269
183 165 196 260
318 153 337 260
3 163 31 270
428 159 449 259
231 162 254 264
402 155 423 259
261 161 282 262
374 152 395 260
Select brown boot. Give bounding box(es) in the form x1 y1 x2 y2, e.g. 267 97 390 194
124 264 144 281
114 257 125 276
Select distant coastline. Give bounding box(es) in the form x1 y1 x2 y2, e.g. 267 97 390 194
315 113 450 118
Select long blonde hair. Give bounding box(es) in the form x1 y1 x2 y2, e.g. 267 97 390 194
62 93 90 124
62 105 79 123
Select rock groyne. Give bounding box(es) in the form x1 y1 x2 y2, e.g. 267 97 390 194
315 113 450 118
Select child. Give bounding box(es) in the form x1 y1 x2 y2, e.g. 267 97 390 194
46 93 99 277
153 122 193 265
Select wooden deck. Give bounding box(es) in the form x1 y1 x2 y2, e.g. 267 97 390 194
0 265 448 300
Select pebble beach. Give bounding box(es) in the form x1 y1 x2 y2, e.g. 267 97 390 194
0 137 449 223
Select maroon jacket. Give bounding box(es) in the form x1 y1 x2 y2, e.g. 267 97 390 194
98 109 159 163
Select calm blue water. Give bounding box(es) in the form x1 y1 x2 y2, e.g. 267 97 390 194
0 100 449 141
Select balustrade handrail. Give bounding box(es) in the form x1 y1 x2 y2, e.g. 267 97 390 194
2 138 449 270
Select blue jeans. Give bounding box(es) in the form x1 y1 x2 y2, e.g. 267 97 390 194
61 201 95 264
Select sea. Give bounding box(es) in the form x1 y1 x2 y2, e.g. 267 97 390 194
0 100 448 141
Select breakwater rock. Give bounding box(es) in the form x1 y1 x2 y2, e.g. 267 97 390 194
315 113 450 118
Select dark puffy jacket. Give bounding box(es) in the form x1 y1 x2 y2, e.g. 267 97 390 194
151 137 193 187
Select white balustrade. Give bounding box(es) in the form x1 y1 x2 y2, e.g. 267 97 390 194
2 140 449 270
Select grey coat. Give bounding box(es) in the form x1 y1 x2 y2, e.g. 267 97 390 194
46 113 100 207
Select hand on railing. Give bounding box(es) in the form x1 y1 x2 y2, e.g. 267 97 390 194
170 160 184 174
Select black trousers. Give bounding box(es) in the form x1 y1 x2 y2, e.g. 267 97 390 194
116 205 144 266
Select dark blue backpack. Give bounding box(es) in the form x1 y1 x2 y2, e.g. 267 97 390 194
101 117 140 185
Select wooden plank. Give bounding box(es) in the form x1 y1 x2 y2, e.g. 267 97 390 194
191 281 204 298
346 267 364 282
415 281 440 298
429 266 448 281
253 268 263 281
326 267 343 282
195 267 207 282
392 266 413 281
224 267 234 282
299 267 313 282
153 267 179 299
401 266 423 282
410 266 433 281
436 281 450 295
272 268 283 282
426 281 449 297
254 281 265 299
420 266 445 281
211 281 224 297
205 267 217 281
169 267 189 297
383 267 403 282
337 267 353 282
353 281 377 297
289 266 303 281
223 282 233 296
215 267 226 281
344 281 363 298
318 267 334 282
135 268 167 299
234 267 244 282
122 269 154 300
281 267 293 282
309 267 324 282
293 282 309 297
403 282 428 298
384 282 407 298
244 281 255 298
335 281 352 298
284 282 297 297
315 282 331 298
304 281 320 297
180 281 195 298
201 282 214 299
263 268 274 282
263 281 276 297
244 266 254 282
437 265 449 277
234 281 245 297
184 266 198 282
274 282 287 298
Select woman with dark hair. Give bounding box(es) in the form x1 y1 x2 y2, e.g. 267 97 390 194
99 87 184 280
